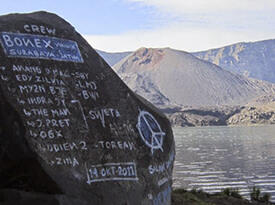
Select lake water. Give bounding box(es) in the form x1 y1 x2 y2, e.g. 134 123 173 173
173 125 275 201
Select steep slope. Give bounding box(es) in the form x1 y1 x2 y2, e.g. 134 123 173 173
96 49 132 66
119 72 170 106
113 47 275 106
193 39 275 83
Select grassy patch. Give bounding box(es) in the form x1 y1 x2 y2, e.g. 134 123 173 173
172 188 273 205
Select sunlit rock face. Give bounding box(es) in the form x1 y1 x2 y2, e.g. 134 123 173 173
193 39 275 83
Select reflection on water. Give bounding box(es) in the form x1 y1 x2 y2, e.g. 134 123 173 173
173 125 275 201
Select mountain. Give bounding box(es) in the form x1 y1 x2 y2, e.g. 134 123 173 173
96 38 275 83
193 39 275 83
96 49 132 66
113 47 275 106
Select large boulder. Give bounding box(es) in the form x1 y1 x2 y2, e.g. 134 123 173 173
0 11 175 205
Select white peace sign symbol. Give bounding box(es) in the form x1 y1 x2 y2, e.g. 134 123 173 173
137 110 166 154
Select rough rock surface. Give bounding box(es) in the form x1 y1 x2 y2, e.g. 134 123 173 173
166 99 275 127
0 11 175 205
227 97 275 125
167 106 244 127
193 39 275 83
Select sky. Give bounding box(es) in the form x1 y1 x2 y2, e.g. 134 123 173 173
1 0 275 52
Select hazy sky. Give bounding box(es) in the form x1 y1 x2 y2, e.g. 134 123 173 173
1 0 275 52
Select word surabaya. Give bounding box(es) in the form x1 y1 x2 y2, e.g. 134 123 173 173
0 32 83 63
86 162 138 184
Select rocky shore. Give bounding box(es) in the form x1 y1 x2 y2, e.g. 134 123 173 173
163 100 275 127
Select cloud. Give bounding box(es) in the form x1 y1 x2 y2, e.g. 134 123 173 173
124 0 275 31
84 23 275 52
126 0 275 13
84 0 275 52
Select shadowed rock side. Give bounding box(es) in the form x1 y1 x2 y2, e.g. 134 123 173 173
0 11 175 205
113 47 275 107
0 91 62 194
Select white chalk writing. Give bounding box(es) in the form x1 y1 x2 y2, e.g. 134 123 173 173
158 177 169 187
148 151 175 175
152 186 172 205
38 141 88 152
81 90 99 101
26 118 70 128
76 80 96 90
109 122 137 138
12 64 42 74
71 71 89 80
19 84 46 94
0 32 83 63
23 24 56 35
70 100 89 133
29 129 63 139
50 157 80 167
88 108 120 128
35 75 66 86
23 108 70 117
96 140 136 151
137 110 165 154
86 162 138 183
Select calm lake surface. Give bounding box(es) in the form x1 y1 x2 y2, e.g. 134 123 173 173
173 125 275 201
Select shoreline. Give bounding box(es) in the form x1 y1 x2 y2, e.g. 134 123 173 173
172 123 275 128
172 188 274 205
163 104 275 127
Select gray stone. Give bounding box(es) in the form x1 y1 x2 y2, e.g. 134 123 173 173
0 11 175 205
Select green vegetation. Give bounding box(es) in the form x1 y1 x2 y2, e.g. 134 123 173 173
250 187 271 203
172 188 273 205
222 188 242 199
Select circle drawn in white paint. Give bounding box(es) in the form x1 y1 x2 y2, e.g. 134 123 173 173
137 110 165 154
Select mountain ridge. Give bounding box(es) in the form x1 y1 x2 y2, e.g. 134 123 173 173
193 39 275 83
113 47 275 107
96 49 131 66
96 38 275 84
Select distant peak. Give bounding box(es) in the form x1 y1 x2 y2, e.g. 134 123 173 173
131 47 165 67
136 47 171 52
136 47 150 57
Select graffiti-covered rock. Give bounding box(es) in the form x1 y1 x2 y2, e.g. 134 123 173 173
0 11 175 205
